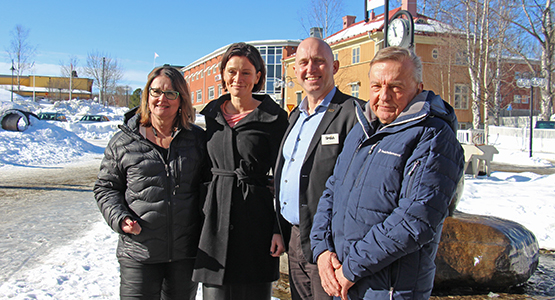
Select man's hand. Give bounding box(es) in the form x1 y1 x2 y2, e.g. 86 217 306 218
335 265 355 300
270 234 285 257
317 250 341 297
121 217 142 235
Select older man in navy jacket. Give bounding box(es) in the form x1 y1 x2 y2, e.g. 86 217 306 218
311 47 464 299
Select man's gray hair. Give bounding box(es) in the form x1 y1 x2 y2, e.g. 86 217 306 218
369 47 422 83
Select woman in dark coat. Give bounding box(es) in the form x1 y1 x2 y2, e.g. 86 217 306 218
94 66 208 300
193 42 288 300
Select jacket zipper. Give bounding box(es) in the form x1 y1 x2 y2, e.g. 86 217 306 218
165 141 176 262
406 160 421 196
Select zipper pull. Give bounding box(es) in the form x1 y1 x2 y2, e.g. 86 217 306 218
408 160 420 176
389 287 394 300
165 164 170 177
369 143 378 154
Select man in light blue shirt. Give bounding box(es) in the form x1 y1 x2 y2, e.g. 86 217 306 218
279 88 335 226
274 37 364 300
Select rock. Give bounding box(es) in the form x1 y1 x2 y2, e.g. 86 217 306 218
434 211 540 289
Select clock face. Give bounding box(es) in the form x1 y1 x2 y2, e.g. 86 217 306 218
387 18 407 47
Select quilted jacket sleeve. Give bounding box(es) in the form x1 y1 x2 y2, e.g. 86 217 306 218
310 173 338 261
93 135 133 235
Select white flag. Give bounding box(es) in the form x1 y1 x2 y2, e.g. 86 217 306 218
154 52 159 59
367 0 384 10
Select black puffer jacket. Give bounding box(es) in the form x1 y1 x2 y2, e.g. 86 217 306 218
94 112 209 263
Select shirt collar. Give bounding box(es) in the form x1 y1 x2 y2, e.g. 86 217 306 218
299 87 337 115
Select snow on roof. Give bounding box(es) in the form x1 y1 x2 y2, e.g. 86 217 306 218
325 11 458 46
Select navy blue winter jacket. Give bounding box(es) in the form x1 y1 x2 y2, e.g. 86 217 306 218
310 91 464 299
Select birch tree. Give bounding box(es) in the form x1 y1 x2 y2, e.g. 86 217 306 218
83 51 123 105
298 0 345 38
510 0 555 121
5 25 36 92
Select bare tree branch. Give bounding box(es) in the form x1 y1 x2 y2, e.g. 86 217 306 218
5 25 37 92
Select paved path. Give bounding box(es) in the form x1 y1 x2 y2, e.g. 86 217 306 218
0 160 103 283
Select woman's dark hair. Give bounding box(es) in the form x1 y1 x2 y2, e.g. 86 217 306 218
220 42 266 92
138 66 195 130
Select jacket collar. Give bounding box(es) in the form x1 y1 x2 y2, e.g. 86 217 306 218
201 93 281 127
359 90 458 135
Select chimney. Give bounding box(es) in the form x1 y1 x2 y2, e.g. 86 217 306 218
370 10 375 20
402 0 417 17
342 15 356 29
310 27 323 39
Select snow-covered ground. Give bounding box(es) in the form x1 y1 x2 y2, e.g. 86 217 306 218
1 89 554 299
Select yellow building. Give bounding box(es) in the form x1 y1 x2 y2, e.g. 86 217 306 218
282 5 474 128
0 74 93 100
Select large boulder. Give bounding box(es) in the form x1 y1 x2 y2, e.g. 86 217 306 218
434 211 540 289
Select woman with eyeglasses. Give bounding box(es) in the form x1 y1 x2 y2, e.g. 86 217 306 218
94 65 209 299
192 42 288 300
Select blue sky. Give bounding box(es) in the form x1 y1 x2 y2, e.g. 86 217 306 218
1 0 372 91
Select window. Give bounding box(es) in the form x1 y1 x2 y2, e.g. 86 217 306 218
454 84 469 109
208 86 215 100
191 92 194 103
514 95 521 104
296 91 303 105
432 49 439 59
352 47 360 64
521 95 529 104
256 45 283 95
196 90 202 103
333 51 338 61
351 84 359 98
207 67 211 76
455 51 468 65
218 84 223 98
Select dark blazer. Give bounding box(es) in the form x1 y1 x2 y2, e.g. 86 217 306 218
193 94 288 285
274 89 365 263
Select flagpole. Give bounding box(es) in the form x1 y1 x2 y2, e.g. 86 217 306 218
384 0 389 47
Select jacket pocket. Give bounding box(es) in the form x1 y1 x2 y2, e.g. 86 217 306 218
405 160 421 197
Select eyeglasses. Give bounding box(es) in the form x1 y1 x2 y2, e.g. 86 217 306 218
149 87 180 100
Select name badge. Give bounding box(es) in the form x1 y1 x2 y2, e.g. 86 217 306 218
321 133 339 145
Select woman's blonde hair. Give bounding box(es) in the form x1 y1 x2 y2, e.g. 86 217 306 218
137 66 195 130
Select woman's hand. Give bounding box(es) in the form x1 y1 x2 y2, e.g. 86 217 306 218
121 217 142 235
270 233 285 257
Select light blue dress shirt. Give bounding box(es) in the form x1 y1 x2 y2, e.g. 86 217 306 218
279 87 337 225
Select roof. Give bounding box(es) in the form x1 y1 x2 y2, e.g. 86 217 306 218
324 9 457 46
182 39 301 71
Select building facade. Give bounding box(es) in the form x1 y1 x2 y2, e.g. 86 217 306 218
181 40 300 112
282 5 478 128
0 74 93 100
281 3 543 129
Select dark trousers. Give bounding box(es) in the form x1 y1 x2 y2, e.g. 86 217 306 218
202 282 272 300
288 225 333 300
119 257 197 300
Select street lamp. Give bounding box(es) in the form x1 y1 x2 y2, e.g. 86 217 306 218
516 74 547 157
274 76 294 108
10 60 16 102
